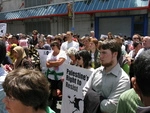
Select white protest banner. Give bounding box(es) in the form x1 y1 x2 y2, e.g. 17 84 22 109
36 49 51 73
100 34 107 39
0 23 7 36
61 64 93 113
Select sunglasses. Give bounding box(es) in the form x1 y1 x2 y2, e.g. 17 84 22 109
133 38 139 40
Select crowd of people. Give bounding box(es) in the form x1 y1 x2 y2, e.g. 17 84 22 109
0 29 150 113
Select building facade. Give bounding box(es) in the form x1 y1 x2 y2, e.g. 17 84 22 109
0 0 149 38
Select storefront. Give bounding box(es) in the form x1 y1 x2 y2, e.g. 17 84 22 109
0 0 149 37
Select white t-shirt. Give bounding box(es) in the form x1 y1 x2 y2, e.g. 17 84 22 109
46 50 67 80
88 67 95 72
60 41 79 52
19 39 28 47
61 41 79 63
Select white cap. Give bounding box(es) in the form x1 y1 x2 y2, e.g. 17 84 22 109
47 35 54 39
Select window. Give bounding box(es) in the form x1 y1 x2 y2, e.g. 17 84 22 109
133 16 145 36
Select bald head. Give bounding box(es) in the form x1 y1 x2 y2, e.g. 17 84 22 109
142 36 150 49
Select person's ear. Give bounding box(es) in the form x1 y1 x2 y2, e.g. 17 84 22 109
113 52 118 58
131 77 142 98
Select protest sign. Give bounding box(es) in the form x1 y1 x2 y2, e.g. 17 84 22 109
61 64 92 113
36 49 51 73
0 23 7 36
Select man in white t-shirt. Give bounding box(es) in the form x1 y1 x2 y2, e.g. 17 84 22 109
61 31 79 63
61 31 79 52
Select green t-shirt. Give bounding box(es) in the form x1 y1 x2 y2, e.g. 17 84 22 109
116 88 144 113
46 106 56 113
122 63 130 75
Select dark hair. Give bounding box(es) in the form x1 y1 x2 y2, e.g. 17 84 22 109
2 68 50 110
132 34 142 41
133 41 142 48
115 36 123 46
12 35 19 40
54 35 62 44
73 34 80 38
75 50 91 68
50 41 60 50
0 40 6 64
134 50 150 96
100 39 121 61
32 30 38 35
107 32 114 39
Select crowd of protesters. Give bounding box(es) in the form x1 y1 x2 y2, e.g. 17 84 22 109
0 29 150 113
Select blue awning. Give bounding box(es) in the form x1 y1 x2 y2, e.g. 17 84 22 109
0 0 149 21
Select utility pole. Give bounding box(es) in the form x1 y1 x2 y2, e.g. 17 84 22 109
72 0 75 34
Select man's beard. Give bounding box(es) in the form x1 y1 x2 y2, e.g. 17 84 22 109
101 60 113 67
